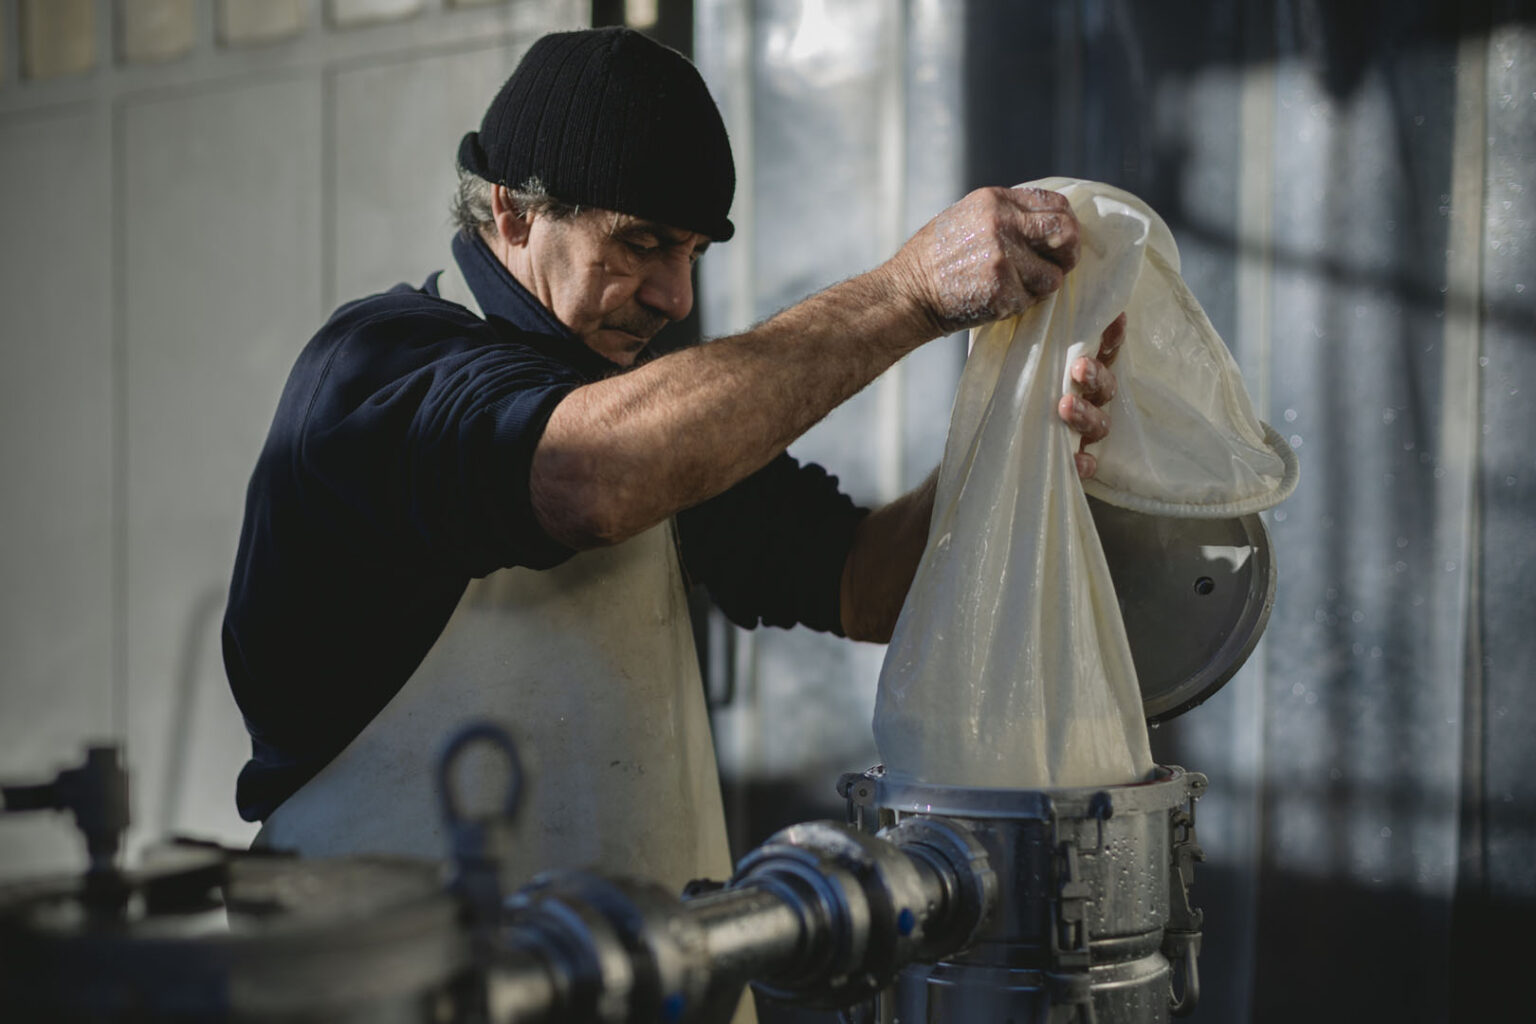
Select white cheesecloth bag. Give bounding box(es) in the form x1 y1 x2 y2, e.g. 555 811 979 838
872 178 1298 790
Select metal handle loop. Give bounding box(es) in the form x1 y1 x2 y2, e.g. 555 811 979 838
1166 930 1202 1016
437 720 523 828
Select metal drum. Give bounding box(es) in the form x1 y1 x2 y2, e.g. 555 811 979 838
0 849 472 1023
843 765 1207 1023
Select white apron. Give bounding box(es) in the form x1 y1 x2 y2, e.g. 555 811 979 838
256 257 734 897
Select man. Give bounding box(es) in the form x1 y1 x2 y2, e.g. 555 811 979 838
224 28 1120 893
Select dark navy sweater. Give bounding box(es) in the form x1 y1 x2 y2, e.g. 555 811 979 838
224 233 867 821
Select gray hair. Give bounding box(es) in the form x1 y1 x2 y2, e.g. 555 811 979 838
451 169 581 237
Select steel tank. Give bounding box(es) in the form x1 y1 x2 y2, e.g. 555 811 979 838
843 764 1206 1023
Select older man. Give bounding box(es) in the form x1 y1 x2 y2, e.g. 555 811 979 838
224 27 1119 895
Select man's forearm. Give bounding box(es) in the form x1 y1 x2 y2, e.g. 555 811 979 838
531 186 1085 549
839 469 938 643
531 268 934 548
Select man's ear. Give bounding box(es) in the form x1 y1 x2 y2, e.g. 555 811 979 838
490 185 532 247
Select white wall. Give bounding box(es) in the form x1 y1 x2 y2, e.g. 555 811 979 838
695 0 969 834
0 0 585 878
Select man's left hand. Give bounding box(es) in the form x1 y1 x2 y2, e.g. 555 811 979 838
1058 312 1126 479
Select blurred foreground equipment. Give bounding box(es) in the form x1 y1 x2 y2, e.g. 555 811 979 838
0 744 1207 1024
0 731 1002 1023
0 504 1264 1021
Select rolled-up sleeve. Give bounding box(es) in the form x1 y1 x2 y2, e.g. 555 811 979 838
299 311 584 575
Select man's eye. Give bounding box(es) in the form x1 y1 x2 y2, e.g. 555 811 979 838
626 241 659 256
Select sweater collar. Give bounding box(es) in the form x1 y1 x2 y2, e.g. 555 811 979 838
448 232 624 376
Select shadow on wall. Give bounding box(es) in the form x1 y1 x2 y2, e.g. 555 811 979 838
1153 861 1532 1023
1270 874 1531 1023
962 0 1536 194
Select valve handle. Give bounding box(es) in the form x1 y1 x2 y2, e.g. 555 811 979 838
436 720 524 945
437 720 523 829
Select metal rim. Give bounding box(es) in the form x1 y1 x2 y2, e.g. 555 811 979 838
1087 498 1276 723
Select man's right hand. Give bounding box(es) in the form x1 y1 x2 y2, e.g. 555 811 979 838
886 186 1082 337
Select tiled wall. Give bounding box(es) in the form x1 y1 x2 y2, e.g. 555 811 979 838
1 0 560 80
0 0 585 878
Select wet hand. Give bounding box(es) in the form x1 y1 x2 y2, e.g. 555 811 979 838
890 186 1082 335
1059 313 1126 479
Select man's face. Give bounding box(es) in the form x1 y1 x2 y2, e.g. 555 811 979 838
516 209 711 366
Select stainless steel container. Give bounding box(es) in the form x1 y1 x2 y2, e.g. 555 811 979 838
843 764 1206 1023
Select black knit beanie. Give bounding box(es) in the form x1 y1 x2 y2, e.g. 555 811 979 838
458 27 735 242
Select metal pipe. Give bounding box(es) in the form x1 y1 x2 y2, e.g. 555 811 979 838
485 953 563 1024
491 816 997 1022
687 885 807 982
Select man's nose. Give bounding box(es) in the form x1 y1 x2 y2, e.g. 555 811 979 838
637 254 694 322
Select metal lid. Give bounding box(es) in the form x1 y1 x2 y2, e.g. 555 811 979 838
1088 496 1276 722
